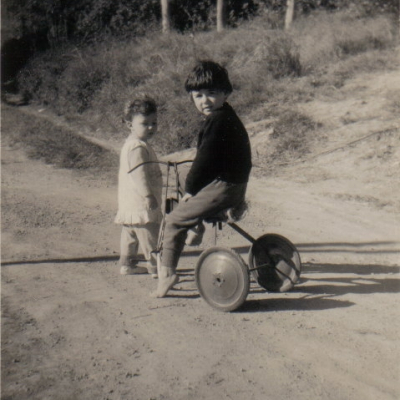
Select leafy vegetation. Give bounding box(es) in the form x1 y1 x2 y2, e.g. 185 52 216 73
3 2 399 171
3 1 398 42
2 110 118 173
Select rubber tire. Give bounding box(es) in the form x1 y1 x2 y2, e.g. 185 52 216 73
195 247 250 312
248 234 301 293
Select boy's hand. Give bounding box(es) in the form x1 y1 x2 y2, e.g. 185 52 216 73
181 193 193 202
145 194 158 210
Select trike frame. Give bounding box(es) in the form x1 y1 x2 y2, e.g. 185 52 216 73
129 160 302 312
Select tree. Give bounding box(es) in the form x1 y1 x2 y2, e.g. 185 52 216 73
161 0 171 33
285 0 295 30
217 0 226 32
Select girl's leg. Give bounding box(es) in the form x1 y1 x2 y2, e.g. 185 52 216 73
119 225 139 266
134 222 160 277
119 225 147 275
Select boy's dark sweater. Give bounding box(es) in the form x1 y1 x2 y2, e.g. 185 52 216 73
185 102 252 196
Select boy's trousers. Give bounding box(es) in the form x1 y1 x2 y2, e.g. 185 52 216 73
162 179 247 269
119 223 160 268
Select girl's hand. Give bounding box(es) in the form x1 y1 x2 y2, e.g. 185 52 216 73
145 194 158 210
181 193 193 202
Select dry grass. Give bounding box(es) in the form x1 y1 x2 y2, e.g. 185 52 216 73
15 9 398 169
1 108 118 174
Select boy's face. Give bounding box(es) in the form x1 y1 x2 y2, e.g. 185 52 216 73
129 113 157 141
191 89 228 116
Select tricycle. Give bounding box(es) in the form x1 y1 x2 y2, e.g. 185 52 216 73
129 160 302 312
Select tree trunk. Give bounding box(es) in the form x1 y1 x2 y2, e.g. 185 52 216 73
161 0 170 33
217 0 226 32
285 0 295 30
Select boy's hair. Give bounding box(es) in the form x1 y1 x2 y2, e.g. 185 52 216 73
124 96 157 122
185 60 233 94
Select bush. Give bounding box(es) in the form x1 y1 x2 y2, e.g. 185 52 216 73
16 9 398 158
2 108 118 172
59 64 109 114
270 110 317 161
292 11 395 73
250 108 319 174
17 48 68 107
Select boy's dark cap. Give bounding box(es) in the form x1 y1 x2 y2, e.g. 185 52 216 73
185 60 233 94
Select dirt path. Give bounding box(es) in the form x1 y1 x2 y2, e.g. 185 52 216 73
2 69 400 400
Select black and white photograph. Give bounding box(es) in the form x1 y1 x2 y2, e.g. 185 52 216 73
1 1 399 399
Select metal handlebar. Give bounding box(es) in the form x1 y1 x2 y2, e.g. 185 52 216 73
127 159 193 174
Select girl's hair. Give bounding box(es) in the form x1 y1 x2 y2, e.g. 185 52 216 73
124 96 157 122
184 60 233 94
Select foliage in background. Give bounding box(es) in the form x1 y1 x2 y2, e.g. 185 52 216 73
2 0 160 44
17 8 397 152
4 3 398 172
269 110 318 161
3 0 261 43
2 109 118 173
4 0 398 44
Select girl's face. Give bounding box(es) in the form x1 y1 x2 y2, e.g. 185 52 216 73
191 89 228 116
129 113 157 141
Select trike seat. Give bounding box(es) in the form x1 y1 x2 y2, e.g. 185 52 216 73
204 212 227 224
186 201 247 247
204 200 248 225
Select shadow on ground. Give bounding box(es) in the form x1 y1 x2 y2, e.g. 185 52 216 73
2 242 398 313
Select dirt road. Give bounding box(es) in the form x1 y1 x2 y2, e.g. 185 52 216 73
2 69 400 400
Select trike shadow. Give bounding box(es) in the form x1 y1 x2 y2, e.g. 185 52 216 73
296 241 399 257
240 261 399 313
297 262 400 295
171 256 400 306
167 291 201 300
240 296 354 313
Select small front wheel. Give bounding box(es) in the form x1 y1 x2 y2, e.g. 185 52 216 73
195 247 250 312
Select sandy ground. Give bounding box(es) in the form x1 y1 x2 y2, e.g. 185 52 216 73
1 69 400 400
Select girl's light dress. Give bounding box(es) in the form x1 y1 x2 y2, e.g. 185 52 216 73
115 135 163 271
114 135 162 226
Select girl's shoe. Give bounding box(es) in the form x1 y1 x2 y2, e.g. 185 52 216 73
120 265 148 275
147 265 158 279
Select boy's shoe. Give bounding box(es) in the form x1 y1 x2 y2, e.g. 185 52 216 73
120 265 148 275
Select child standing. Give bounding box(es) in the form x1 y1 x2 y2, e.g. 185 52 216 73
153 60 252 297
115 97 162 277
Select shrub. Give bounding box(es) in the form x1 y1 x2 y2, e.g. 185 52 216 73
59 63 110 114
249 34 301 79
2 109 118 172
292 11 395 73
334 15 394 56
16 8 398 159
270 110 317 160
17 48 67 107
